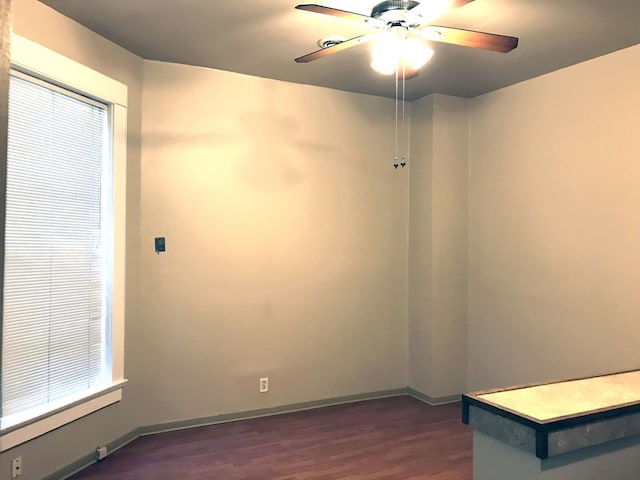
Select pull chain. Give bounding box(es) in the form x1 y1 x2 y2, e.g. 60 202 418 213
401 57 406 168
406 72 411 167
393 38 408 170
393 54 399 170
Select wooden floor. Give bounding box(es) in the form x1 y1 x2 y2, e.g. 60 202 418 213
70 396 472 479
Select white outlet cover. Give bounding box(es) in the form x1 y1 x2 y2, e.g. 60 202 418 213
11 456 22 478
260 378 268 392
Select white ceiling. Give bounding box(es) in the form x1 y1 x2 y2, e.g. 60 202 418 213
40 0 640 100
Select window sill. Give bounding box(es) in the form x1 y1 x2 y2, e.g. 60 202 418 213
0 380 127 452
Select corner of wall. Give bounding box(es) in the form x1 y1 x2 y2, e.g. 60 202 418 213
408 93 470 398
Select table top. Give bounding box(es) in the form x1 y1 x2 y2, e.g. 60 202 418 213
474 370 640 422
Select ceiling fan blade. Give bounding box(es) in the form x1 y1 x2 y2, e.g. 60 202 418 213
421 26 518 53
295 4 386 27
295 34 374 63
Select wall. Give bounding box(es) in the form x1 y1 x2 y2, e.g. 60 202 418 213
0 2 9 360
468 44 640 390
138 60 409 426
2 1 144 478
409 94 468 400
408 95 434 396
3 1 411 476
4 1 411 475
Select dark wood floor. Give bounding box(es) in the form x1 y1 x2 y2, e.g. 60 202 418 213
70 396 472 479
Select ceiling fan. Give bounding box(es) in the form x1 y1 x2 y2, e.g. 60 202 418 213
294 0 519 77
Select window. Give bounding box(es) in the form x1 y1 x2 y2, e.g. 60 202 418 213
0 34 127 452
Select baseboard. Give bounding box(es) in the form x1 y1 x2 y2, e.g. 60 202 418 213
137 387 407 436
45 428 141 480
47 386 461 479
407 387 462 405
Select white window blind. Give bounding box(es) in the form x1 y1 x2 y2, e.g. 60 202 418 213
2 72 111 419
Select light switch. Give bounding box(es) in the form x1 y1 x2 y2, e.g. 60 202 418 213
154 237 166 253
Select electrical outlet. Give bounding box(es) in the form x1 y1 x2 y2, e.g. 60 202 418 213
11 456 22 479
259 377 269 393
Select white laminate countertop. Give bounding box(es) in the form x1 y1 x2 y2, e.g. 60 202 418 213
477 370 640 422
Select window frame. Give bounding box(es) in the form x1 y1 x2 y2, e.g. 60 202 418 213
0 33 128 452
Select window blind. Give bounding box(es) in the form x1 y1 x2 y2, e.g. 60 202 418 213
2 73 109 418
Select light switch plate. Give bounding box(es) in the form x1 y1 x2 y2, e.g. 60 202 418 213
154 237 166 253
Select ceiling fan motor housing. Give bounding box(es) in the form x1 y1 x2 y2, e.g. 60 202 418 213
371 0 420 19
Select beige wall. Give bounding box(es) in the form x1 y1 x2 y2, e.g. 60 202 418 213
0 0 9 316
468 44 640 390
138 60 409 426
430 94 468 397
409 94 468 399
408 95 435 395
4 1 144 478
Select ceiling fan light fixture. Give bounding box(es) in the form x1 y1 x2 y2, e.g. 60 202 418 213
370 57 396 75
404 38 434 70
370 31 401 75
370 31 433 75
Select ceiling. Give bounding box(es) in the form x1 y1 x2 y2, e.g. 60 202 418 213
40 0 640 100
